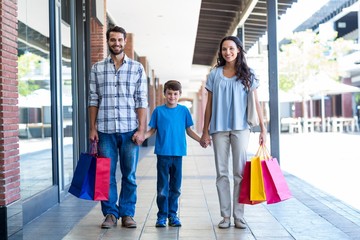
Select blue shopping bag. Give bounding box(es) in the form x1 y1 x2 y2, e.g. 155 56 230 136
68 152 97 200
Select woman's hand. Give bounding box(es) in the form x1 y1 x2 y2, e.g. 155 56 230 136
200 132 211 148
259 129 267 146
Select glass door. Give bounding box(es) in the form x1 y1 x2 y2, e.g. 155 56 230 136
61 0 74 188
18 0 53 200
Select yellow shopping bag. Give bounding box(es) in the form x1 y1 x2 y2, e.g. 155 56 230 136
250 146 267 201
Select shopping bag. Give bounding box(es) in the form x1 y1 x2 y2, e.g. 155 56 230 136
250 155 266 201
93 156 111 200
261 157 292 204
239 161 264 205
68 152 97 200
69 142 110 201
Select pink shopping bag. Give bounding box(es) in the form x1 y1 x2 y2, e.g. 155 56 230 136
261 157 292 204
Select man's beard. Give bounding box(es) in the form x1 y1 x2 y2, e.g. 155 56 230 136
109 47 124 56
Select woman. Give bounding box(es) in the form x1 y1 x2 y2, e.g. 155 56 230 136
200 36 267 229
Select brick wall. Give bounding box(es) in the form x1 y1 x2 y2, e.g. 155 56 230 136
0 0 20 207
196 81 207 133
90 19 107 65
124 33 134 59
149 70 157 113
89 0 107 65
342 77 353 118
156 85 165 106
89 1 136 66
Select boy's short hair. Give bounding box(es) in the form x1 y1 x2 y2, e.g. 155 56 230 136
164 80 182 94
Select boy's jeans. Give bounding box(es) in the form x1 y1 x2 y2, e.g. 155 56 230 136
156 155 182 219
98 130 139 219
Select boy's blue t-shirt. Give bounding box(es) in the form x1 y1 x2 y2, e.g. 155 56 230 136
149 104 194 156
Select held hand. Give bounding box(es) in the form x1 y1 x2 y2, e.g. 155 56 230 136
132 131 145 145
200 133 211 148
203 138 211 148
199 140 207 148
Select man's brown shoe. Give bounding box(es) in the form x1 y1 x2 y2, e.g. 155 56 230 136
122 216 137 228
101 214 117 229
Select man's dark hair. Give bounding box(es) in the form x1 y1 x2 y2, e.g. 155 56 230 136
164 80 182 94
106 26 127 41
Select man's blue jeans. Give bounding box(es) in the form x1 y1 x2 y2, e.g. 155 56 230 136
156 155 182 219
98 130 139 219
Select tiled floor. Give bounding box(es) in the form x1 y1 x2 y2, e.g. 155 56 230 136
11 133 360 240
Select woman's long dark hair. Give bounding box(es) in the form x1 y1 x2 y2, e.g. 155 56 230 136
216 36 254 91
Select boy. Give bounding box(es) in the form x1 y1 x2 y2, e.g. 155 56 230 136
145 80 201 227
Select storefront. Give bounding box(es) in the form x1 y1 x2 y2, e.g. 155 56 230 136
1 0 96 238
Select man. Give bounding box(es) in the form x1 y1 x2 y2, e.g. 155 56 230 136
88 26 148 229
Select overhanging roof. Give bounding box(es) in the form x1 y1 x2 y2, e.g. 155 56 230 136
294 0 357 33
192 0 298 66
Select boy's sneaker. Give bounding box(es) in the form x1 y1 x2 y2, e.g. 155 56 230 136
168 216 182 227
155 218 167 227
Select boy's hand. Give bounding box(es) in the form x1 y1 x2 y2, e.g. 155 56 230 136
132 131 145 145
200 133 211 148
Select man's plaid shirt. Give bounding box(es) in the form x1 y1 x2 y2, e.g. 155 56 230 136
88 55 148 133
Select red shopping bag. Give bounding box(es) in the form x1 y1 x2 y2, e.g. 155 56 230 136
261 152 292 204
93 156 111 200
69 142 110 201
239 161 264 205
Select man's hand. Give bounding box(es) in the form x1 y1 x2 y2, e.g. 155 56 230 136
132 130 145 145
89 128 98 142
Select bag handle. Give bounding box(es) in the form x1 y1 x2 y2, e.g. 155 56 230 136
89 141 98 156
255 144 271 160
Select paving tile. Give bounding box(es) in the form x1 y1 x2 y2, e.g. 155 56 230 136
14 135 360 240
